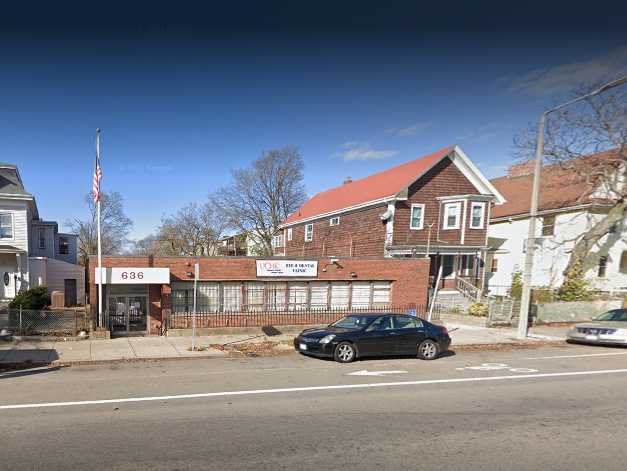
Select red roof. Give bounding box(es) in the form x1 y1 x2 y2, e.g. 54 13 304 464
283 145 455 225
490 149 620 219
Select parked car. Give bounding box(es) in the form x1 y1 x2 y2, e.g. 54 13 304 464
566 309 627 346
294 314 451 363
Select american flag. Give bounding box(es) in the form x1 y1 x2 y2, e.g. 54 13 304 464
92 132 102 203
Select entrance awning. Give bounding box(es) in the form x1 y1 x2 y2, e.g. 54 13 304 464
0 244 26 254
94 267 170 284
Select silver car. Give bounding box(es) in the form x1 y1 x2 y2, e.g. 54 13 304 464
567 309 627 345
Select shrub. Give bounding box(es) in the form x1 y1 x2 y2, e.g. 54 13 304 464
557 263 591 302
468 302 489 317
8 286 51 309
509 271 523 300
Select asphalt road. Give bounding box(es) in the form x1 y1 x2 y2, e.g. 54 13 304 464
1 344 627 470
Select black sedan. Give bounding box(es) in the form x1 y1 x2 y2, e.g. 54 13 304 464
294 314 451 363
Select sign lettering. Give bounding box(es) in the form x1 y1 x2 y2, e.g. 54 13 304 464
256 260 318 277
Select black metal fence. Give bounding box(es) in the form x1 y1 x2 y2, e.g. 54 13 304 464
166 304 440 329
1 308 89 336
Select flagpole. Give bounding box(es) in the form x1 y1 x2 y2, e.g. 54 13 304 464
96 129 103 328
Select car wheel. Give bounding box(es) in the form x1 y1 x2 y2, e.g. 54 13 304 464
334 342 356 363
417 339 440 360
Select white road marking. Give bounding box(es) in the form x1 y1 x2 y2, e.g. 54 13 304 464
456 363 538 373
347 370 408 377
522 351 627 360
2 368 627 410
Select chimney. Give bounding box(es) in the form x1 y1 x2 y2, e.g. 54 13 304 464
507 161 535 177
343 176 353 184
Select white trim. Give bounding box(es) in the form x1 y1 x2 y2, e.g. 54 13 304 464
460 200 467 243
469 201 486 229
442 202 462 230
450 146 506 204
489 202 612 223
304 224 313 242
384 202 395 249
409 204 425 230
435 194 493 201
280 196 398 228
329 216 341 226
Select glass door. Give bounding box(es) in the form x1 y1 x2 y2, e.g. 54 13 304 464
108 296 127 333
127 296 148 333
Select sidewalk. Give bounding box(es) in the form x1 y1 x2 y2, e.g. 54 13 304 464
0 317 570 366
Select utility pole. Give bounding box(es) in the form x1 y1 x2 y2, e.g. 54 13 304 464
517 75 627 339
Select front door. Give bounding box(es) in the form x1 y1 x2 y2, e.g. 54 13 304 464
108 296 148 335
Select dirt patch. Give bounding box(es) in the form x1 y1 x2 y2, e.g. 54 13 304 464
215 340 293 357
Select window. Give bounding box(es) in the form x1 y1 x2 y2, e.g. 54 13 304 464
620 251 627 274
394 316 421 329
310 282 329 309
470 202 486 229
271 235 283 248
598 256 608 278
410 204 424 230
367 316 394 331
460 255 475 276
372 281 391 307
0 213 13 239
443 202 461 229
330 282 350 309
59 236 69 255
245 282 265 312
223 283 243 312
288 283 308 310
541 215 555 236
329 216 341 226
287 228 293 241
490 258 499 273
351 282 371 309
38 228 46 249
304 224 313 242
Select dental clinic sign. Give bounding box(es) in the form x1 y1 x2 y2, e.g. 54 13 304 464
256 260 318 277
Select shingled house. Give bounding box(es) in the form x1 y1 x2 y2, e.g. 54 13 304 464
273 145 505 296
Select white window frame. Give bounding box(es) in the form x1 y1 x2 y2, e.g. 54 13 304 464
287 228 293 241
329 216 341 226
409 204 425 230
271 234 283 248
442 202 462 230
304 224 313 242
469 202 486 229
0 213 14 240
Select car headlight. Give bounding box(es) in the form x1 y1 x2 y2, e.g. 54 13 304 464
319 334 336 344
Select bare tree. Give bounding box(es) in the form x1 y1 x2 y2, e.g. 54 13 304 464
514 82 626 284
126 234 179 256
157 202 227 256
214 147 307 255
67 192 133 266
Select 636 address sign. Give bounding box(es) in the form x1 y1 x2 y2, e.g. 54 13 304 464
94 267 170 284
120 271 144 280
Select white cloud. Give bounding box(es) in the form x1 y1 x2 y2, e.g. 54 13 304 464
503 46 627 96
386 120 432 137
337 142 398 161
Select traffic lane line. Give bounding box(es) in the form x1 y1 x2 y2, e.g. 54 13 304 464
2 368 627 410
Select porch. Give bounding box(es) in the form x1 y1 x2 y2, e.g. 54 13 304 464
0 246 28 302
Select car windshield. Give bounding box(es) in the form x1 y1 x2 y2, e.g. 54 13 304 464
330 315 374 329
594 309 627 322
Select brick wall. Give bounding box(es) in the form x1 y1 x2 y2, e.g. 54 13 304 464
393 157 488 246
88 256 430 331
280 205 387 257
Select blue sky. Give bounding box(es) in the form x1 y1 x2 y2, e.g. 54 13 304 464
1 2 626 239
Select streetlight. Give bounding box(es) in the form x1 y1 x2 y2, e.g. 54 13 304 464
517 75 627 339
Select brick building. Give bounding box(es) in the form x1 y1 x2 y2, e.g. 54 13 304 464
273 145 505 293
88 255 429 336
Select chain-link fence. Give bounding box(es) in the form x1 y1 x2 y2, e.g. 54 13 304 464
1 308 89 336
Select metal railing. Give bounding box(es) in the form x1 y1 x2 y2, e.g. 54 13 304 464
2 308 89 336
456 277 480 302
166 304 439 329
